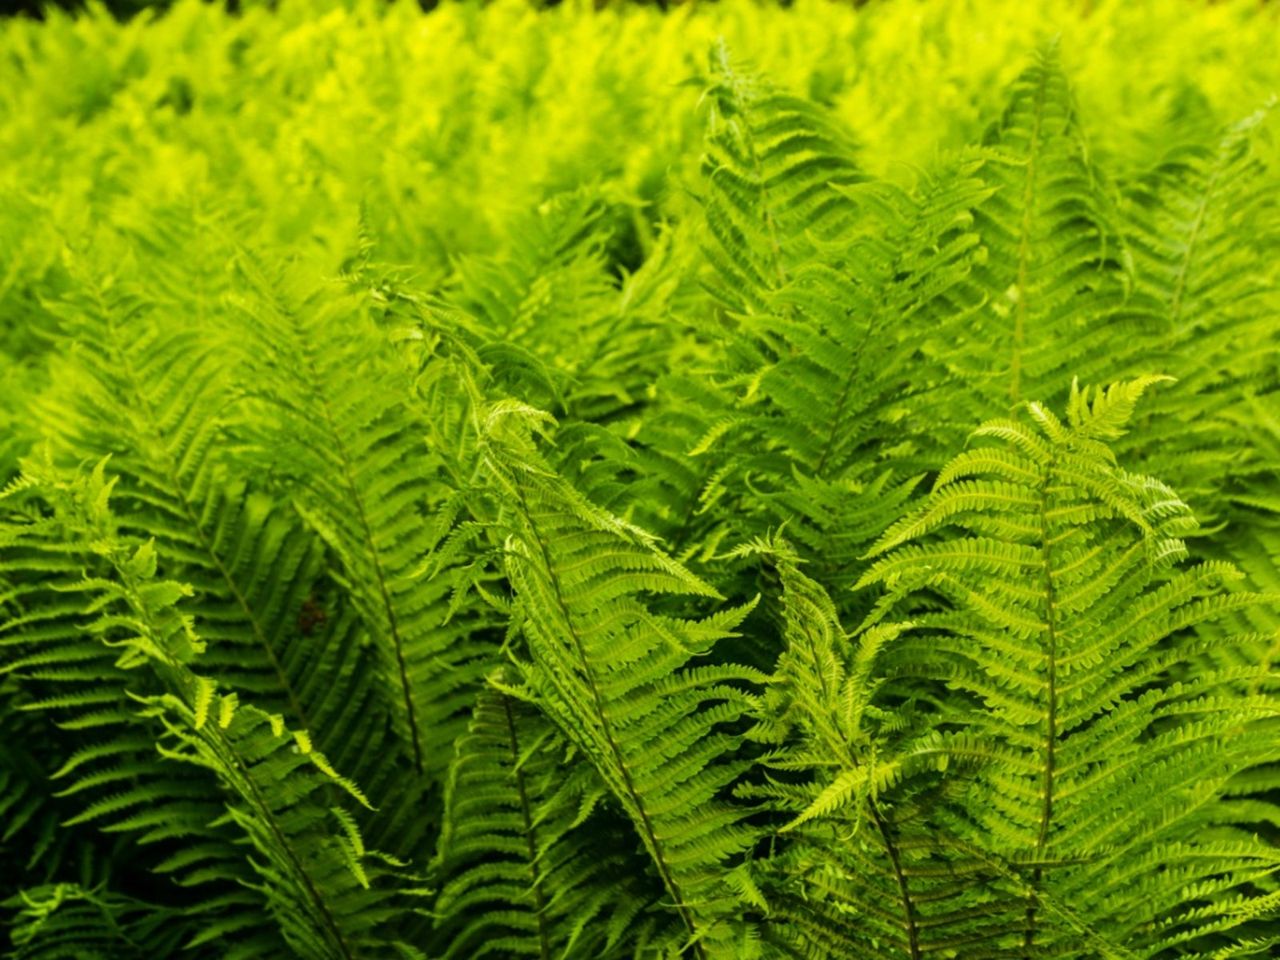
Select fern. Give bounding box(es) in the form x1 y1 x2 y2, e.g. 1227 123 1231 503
226 252 498 784
32 245 323 730
960 46 1148 408
1 2 1278 957
698 41 865 316
858 379 1280 956
5 884 186 960
482 402 766 957
739 539 1015 960
3 459 419 958
432 672 663 959
1118 105 1280 513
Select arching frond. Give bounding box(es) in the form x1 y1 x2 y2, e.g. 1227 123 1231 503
2 5 1277 957
5 883 186 960
482 403 766 958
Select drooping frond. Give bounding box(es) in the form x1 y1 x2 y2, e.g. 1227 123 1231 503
21 243 420 866
3 458 419 959
139 692 418 960
1 462 233 928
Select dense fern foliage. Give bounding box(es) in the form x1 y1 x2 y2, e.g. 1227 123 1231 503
2 0 1278 956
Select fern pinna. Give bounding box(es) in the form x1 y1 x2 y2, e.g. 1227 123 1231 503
1 1 1278 958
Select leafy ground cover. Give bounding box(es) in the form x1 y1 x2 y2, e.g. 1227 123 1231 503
1 1 1278 957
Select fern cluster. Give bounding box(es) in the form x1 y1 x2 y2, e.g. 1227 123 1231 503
2 0 1278 957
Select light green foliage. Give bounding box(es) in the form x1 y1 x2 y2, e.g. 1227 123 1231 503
1 0 1277 957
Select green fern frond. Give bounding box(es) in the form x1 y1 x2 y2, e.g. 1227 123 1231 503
432 672 664 959
699 40 864 316
228 252 499 782
859 379 1280 956
4 883 186 960
2 5 1278 957
1117 104 1280 512
739 539 1021 959
709 159 994 589
964 45 1150 407
4 457 420 959
32 251 324 732
482 402 766 957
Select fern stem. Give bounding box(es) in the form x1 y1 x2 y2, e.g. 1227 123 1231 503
1010 59 1049 405
175 493 311 732
500 692 553 960
870 799 921 960
1025 465 1061 955
208 729 360 960
511 482 705 958
1168 164 1218 330
814 305 880 478
729 82 788 290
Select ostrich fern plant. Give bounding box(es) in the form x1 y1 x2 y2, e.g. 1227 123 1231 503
2 1 1279 957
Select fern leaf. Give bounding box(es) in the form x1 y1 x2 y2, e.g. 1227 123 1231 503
432 673 663 958
482 403 764 957
228 252 499 782
859 380 1280 956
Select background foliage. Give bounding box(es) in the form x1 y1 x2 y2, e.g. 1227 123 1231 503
1 0 1278 957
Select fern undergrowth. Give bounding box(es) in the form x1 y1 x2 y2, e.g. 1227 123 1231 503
1 0 1278 957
